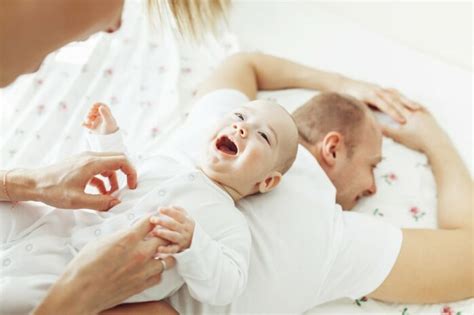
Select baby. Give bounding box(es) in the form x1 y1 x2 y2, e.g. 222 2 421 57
0 95 298 313
80 101 299 303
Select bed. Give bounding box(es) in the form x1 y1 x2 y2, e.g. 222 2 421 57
0 1 472 314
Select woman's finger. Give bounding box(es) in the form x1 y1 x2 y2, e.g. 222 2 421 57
157 244 180 254
89 176 107 194
88 155 138 190
101 170 118 193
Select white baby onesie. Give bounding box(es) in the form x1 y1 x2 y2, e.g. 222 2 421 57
0 133 251 315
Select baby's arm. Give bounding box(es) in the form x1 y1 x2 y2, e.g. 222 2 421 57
150 206 251 305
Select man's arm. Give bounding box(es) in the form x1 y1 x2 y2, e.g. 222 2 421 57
369 110 473 303
196 52 418 122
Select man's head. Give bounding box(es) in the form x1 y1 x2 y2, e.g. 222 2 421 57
293 93 383 210
200 100 299 199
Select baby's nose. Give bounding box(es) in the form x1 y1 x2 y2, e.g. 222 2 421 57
233 124 247 138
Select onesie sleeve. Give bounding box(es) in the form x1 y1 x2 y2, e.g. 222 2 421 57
173 218 251 305
86 129 127 153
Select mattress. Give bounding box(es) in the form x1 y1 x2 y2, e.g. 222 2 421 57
0 1 472 314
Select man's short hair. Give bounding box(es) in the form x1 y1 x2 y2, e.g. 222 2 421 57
292 92 370 157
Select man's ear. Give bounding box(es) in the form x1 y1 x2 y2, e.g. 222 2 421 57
258 171 282 193
320 131 344 167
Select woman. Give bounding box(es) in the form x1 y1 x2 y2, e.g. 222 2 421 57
0 0 227 313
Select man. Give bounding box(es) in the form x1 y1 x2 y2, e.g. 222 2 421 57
158 52 472 313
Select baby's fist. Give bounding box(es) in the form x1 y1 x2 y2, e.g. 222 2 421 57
150 206 195 254
83 103 118 135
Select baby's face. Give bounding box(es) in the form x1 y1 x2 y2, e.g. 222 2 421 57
199 100 297 197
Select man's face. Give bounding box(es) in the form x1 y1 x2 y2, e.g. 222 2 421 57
331 121 383 210
199 100 296 196
0 0 124 87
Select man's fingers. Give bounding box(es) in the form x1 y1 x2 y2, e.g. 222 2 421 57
386 89 420 110
89 176 107 195
73 193 120 211
371 96 405 123
375 92 407 123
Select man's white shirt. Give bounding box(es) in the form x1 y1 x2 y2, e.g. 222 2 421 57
167 89 402 314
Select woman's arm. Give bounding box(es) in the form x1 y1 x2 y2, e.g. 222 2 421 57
33 215 176 315
1 152 137 211
369 109 473 303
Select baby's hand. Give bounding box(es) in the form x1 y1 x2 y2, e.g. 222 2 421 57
150 206 195 254
83 103 118 135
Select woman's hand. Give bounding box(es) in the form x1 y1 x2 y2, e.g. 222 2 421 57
33 215 176 315
7 151 137 211
380 107 450 154
336 76 421 123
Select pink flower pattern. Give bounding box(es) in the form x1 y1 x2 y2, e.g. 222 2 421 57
373 208 384 217
181 67 192 74
441 305 462 315
158 66 167 74
37 105 45 115
409 206 426 221
58 101 68 111
382 172 398 185
355 296 368 306
103 68 114 77
150 127 160 138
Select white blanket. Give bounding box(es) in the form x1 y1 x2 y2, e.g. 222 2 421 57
0 1 472 314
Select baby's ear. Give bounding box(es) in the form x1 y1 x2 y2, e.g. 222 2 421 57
258 171 282 193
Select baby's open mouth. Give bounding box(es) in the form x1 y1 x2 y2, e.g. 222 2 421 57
216 135 238 155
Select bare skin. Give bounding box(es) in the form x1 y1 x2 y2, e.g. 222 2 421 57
33 215 176 315
0 0 123 87
82 52 472 315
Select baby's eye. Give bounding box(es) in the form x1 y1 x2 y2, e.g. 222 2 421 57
259 131 270 145
234 113 244 120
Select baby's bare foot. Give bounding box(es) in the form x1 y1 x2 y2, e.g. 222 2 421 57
83 103 118 135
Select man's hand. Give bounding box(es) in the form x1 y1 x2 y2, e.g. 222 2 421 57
380 108 450 154
150 206 195 254
34 215 176 315
9 152 137 211
336 76 420 124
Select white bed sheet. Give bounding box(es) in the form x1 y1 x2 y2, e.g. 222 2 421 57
0 1 472 314
228 2 473 314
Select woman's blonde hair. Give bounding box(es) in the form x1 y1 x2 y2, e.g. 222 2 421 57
147 0 230 40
